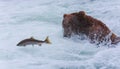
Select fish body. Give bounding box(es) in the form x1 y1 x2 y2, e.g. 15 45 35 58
17 36 51 46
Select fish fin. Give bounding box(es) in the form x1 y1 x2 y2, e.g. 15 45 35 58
44 36 51 44
38 43 42 46
30 36 34 39
32 44 34 47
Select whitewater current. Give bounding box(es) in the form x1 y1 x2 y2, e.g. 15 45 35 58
0 0 120 69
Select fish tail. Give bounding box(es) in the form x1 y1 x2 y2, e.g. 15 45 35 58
44 36 51 44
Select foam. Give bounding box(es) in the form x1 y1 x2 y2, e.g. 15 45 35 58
0 0 120 69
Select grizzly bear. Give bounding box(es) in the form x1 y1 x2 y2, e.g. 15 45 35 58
62 11 120 45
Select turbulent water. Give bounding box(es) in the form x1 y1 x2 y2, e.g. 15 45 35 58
0 0 120 69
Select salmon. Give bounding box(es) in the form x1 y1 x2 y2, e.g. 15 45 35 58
17 36 51 46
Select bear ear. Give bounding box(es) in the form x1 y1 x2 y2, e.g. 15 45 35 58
63 14 67 18
78 11 86 17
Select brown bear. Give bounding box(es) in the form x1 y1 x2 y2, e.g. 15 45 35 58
62 11 120 45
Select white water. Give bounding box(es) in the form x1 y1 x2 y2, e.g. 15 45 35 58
0 0 120 69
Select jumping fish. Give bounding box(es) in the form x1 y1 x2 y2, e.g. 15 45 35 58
17 36 51 46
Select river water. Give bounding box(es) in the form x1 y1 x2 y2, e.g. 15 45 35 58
0 0 120 69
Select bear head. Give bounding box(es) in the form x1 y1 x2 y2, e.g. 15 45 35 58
62 11 93 37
